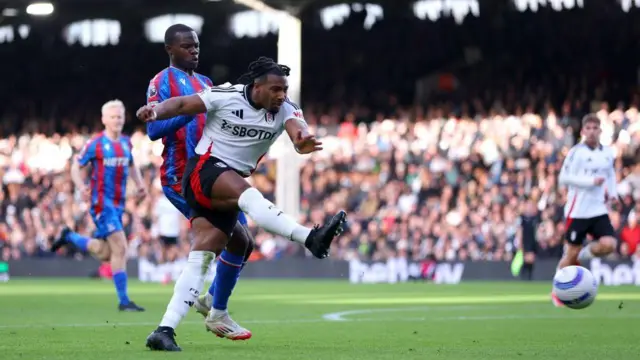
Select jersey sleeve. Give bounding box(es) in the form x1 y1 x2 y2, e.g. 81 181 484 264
146 72 194 140
606 148 618 199
76 139 97 167
197 85 233 112
282 99 306 128
558 147 596 188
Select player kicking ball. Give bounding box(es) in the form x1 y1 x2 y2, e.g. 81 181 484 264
51 100 147 312
144 24 255 351
552 114 618 307
137 57 346 345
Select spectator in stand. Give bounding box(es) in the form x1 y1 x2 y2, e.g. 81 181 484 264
620 212 640 258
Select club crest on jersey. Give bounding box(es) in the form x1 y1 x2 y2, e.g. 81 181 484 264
265 113 275 123
148 84 157 98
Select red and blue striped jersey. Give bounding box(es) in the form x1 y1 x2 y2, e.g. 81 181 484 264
146 66 212 188
77 132 133 214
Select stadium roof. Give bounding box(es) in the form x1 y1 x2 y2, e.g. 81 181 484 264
2 0 340 11
0 0 374 22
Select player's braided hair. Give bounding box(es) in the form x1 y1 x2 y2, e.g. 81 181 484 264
237 57 291 84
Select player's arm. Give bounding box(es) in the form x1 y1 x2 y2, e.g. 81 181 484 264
127 139 147 199
558 147 600 188
145 77 194 140
129 155 144 190
283 106 323 154
138 86 230 123
72 140 96 195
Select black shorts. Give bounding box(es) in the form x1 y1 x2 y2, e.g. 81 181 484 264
522 235 538 253
565 214 615 246
182 155 239 237
159 236 178 246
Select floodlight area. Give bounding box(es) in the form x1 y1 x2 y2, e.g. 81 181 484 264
26 2 54 16
2 8 19 17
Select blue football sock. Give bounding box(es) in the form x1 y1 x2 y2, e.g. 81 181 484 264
112 271 130 305
212 251 244 311
208 258 248 297
67 231 89 252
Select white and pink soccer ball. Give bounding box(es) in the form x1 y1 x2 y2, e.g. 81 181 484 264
553 265 599 309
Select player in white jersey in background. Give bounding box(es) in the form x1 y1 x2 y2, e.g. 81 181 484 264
137 57 346 337
552 114 618 307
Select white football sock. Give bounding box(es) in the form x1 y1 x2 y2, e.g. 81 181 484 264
578 243 594 262
159 251 214 329
238 187 311 244
209 308 228 319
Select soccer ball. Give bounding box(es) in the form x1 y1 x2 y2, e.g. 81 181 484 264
552 265 598 309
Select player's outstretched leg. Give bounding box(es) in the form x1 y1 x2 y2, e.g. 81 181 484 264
195 215 254 317
50 227 111 260
577 236 616 264
106 230 144 312
236 187 346 259
147 218 217 351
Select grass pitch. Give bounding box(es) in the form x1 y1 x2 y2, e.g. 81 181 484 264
0 279 638 359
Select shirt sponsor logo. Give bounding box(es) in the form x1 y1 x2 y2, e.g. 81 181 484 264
221 120 277 140
103 157 130 167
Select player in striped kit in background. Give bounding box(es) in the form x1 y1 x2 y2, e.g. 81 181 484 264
145 24 255 351
50 100 147 312
552 114 619 307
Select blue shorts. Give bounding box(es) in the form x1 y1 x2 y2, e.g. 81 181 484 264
163 185 191 219
162 184 248 225
90 207 124 239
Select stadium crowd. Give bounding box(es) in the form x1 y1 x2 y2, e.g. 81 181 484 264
3 3 640 265
1 99 640 264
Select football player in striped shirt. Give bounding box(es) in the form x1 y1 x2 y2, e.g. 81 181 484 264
51 100 146 312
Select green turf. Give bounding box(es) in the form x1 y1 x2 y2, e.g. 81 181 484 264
0 279 638 359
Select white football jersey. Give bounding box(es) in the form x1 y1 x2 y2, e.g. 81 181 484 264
195 84 305 176
558 143 617 219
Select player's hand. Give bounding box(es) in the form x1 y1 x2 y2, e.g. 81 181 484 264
294 130 323 154
136 105 157 123
593 177 605 186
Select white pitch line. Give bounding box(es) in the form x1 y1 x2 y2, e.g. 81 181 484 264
322 307 640 322
322 305 496 321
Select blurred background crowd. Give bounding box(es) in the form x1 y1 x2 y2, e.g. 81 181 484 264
2 1 640 265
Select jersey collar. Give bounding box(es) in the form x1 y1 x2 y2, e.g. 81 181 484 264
243 84 262 111
169 65 195 77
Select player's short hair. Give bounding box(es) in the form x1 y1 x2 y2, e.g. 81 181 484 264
238 56 290 85
101 99 125 116
164 24 194 45
582 114 600 127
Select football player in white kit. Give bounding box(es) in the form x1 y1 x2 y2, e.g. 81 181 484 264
552 114 618 307
137 57 347 335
